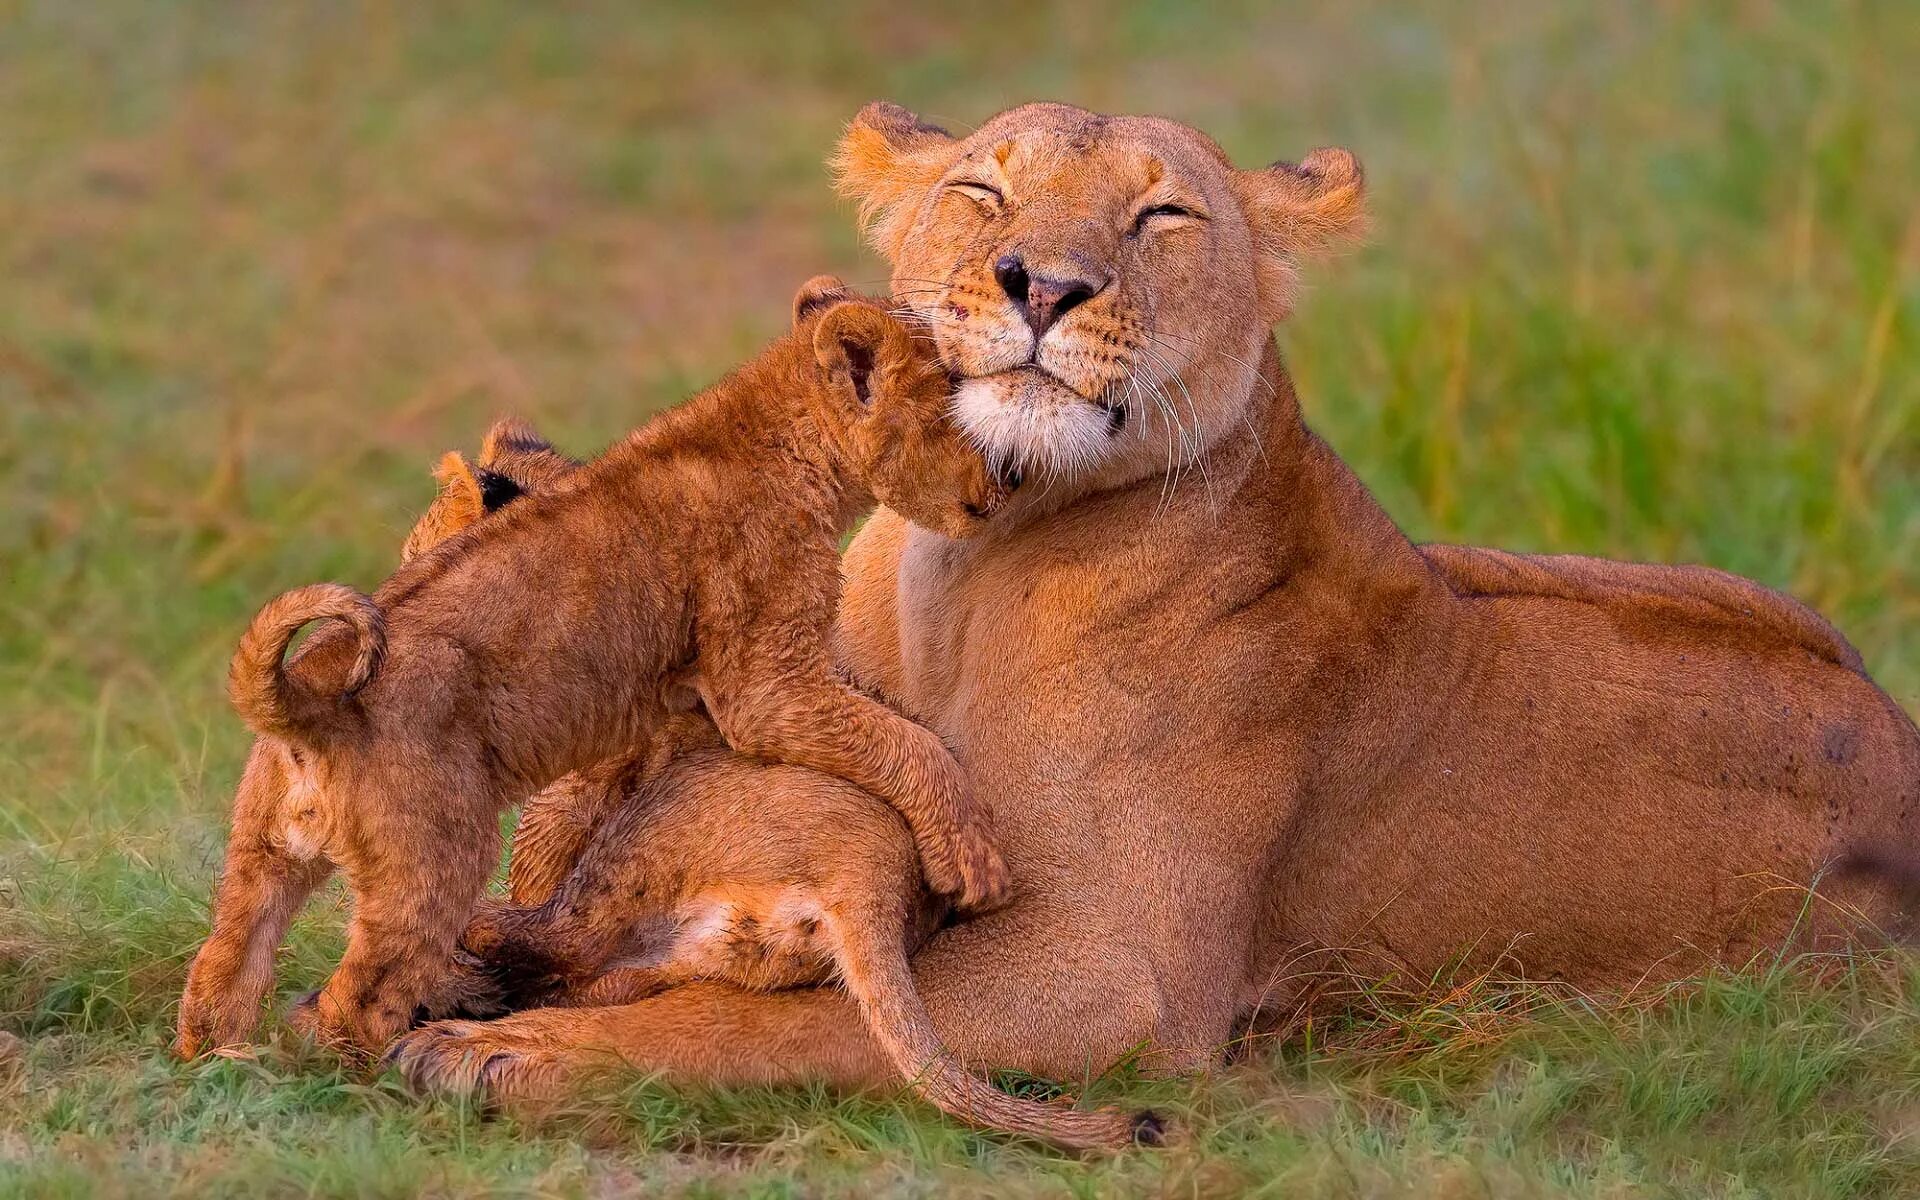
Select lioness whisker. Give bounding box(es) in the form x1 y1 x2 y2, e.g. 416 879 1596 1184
1138 332 1270 469
1144 328 1276 403
1132 341 1218 519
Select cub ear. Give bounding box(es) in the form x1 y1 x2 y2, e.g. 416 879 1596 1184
812 302 901 410
1231 147 1367 321
435 448 521 515
479 416 554 467
479 414 578 493
831 101 960 258
793 274 854 327
430 451 488 524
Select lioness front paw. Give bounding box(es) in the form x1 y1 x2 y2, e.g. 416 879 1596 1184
384 1019 567 1102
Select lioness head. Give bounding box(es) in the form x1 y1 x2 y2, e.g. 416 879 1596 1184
834 101 1363 496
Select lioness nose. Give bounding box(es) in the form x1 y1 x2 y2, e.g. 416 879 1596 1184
994 253 1101 339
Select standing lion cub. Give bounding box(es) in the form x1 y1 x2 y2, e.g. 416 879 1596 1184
176 279 1013 1058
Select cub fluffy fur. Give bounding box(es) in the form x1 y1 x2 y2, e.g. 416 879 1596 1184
175 280 1011 1058
173 420 577 1059
182 410 1143 1151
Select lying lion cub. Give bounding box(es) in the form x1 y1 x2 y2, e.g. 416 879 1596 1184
424 729 1159 1151
175 279 1012 1058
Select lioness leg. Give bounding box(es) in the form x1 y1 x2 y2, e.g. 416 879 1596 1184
386 982 885 1099
391 904 1172 1101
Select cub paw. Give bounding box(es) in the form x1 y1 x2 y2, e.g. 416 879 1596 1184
283 990 393 1061
174 984 266 1061
284 988 323 1036
917 840 969 902
950 826 1012 912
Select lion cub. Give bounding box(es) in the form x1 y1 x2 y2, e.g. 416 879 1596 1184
390 447 1148 1148
175 279 1012 1057
268 425 1143 1147
174 420 580 1058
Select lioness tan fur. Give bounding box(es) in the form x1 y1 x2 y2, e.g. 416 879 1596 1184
175 282 1012 1058
385 103 1919 1107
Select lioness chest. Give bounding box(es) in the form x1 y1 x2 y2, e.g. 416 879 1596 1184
887 520 1303 898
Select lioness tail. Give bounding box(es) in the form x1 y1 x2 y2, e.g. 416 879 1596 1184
229 583 384 744
1835 847 1920 941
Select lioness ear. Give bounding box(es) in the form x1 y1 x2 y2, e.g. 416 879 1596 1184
832 102 959 258
793 274 854 327
812 302 899 411
1232 147 1367 321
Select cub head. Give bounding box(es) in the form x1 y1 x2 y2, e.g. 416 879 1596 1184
400 417 580 562
834 101 1364 495
793 274 1010 539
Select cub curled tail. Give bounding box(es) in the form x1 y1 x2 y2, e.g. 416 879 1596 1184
227 583 385 744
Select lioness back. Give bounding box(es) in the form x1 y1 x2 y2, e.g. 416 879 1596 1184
1419 544 1864 674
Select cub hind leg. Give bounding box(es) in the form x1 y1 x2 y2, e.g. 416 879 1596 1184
175 744 334 1058
302 753 502 1056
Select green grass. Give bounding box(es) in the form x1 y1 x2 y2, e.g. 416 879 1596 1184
1 1 1916 1195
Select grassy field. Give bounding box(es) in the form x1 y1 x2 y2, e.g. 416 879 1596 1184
2 1 1917 1195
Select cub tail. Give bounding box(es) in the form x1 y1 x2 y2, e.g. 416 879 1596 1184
228 583 384 744
830 904 1166 1153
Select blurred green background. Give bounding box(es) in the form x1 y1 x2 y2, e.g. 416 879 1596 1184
2 2 1916 1196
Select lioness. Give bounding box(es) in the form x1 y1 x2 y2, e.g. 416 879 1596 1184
176 284 1012 1057
387 102 1919 1099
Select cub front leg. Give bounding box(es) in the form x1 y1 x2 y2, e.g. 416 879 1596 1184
702 656 1009 911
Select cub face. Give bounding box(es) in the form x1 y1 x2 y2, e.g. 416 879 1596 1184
793 275 1011 540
